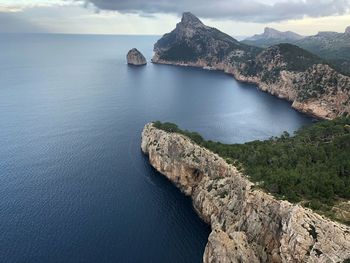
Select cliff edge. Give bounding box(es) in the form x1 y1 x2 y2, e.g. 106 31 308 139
141 123 350 263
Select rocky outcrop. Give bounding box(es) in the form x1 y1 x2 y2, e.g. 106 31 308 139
141 123 350 263
152 12 350 120
127 48 147 66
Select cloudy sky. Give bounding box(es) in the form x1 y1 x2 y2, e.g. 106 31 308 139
0 0 349 37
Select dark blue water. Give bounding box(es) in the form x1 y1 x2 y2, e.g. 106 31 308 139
0 34 312 263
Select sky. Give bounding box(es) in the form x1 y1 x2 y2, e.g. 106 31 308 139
0 0 349 37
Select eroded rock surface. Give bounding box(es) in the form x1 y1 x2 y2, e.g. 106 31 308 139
127 48 147 66
141 123 350 263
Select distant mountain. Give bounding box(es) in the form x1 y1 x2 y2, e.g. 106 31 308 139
153 12 350 120
243 26 350 75
242 27 304 48
295 27 350 74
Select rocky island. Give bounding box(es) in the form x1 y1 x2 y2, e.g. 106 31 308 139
152 12 350 120
127 48 147 66
141 122 350 263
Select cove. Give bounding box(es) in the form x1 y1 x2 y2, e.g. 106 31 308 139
0 33 312 262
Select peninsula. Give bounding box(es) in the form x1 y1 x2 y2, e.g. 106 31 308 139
141 121 350 262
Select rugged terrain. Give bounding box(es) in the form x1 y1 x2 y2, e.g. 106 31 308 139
243 26 350 76
152 12 350 119
141 123 350 263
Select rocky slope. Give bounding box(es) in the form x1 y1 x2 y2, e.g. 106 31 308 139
141 123 350 263
152 13 350 119
127 48 147 66
295 27 350 62
243 26 350 76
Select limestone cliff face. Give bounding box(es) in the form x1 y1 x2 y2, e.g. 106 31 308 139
152 13 350 120
141 123 350 263
127 48 147 66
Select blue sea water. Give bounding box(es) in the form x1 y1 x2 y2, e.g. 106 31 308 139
0 34 313 263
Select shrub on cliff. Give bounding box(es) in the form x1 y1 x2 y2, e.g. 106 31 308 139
153 121 204 145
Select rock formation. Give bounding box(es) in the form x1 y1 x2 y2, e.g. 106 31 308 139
141 123 350 263
126 48 147 66
152 12 350 120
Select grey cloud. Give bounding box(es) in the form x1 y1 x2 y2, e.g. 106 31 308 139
85 0 350 22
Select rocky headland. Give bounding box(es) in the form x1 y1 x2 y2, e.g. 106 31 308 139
152 12 350 120
141 122 350 263
127 48 147 66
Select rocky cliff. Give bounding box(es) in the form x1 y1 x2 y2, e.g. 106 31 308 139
127 48 147 66
141 123 350 263
152 13 350 120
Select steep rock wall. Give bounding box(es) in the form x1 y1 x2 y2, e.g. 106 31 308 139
141 123 350 263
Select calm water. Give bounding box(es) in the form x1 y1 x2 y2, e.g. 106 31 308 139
0 34 313 263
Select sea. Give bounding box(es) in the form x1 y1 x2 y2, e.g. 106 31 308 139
0 33 313 263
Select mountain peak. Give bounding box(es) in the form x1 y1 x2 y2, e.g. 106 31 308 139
264 27 279 34
181 12 204 26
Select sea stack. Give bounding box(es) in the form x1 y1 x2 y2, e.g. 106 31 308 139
126 48 147 66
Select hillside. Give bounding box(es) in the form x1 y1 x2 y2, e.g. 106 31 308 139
243 26 350 76
153 119 350 225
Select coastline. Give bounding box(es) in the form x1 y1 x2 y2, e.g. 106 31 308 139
151 58 338 120
141 122 350 263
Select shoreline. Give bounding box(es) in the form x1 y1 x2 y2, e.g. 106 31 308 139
151 59 332 120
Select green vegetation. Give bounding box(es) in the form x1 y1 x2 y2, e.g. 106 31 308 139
153 119 350 223
153 121 205 145
159 42 199 62
242 34 350 76
277 44 325 72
